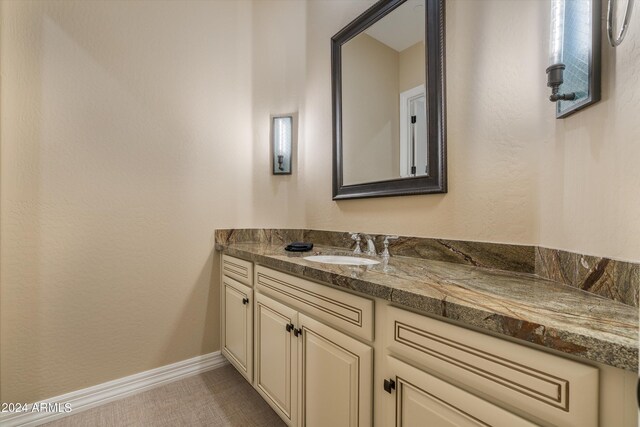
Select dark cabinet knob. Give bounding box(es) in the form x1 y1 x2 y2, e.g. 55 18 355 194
242 297 249 305
383 378 396 394
286 323 294 332
293 328 302 337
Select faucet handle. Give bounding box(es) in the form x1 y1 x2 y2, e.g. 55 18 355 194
383 235 399 244
381 235 399 258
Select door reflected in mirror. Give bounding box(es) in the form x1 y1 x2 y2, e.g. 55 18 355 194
332 0 446 199
342 0 426 186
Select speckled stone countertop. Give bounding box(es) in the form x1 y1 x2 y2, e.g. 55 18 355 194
217 241 639 371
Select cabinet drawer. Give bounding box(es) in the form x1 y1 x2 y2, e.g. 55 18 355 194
385 356 537 427
222 254 253 285
387 306 598 427
255 265 374 341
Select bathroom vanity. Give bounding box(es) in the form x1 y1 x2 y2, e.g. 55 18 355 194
217 230 638 427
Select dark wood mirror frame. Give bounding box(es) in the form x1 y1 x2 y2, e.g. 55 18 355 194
331 0 447 200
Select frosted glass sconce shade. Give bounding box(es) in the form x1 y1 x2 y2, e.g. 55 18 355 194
548 0 566 66
272 115 293 175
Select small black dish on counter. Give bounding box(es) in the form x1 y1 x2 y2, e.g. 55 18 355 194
284 242 314 252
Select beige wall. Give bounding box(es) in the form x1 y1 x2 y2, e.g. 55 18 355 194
1 0 308 404
537 14 640 261
399 41 425 93
341 35 425 185
342 33 399 185
249 0 307 227
1 0 638 406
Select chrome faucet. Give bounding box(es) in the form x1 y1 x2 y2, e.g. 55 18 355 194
381 235 399 259
363 235 377 256
350 232 362 254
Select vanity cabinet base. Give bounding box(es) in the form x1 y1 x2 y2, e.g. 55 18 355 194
254 292 372 427
219 254 636 427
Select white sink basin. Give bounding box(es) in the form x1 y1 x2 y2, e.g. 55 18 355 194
303 255 380 266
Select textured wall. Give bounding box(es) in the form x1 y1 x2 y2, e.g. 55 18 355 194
399 41 425 93
342 33 399 184
1 0 310 404
537 13 640 261
0 0 259 403
248 0 307 228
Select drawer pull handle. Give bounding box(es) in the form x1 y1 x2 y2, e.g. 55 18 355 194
383 378 396 394
242 297 249 305
286 323 294 333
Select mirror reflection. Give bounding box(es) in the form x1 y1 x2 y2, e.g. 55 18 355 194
341 0 426 186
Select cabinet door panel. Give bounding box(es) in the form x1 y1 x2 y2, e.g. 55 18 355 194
385 356 536 427
222 276 252 381
299 314 372 427
255 293 298 426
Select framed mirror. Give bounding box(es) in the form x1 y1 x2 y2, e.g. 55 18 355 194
331 0 446 199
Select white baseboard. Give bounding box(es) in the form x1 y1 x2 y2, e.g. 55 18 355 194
0 351 228 427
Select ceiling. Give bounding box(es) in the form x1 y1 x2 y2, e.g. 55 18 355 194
364 0 425 52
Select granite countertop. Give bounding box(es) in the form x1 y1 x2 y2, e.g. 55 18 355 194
217 241 639 371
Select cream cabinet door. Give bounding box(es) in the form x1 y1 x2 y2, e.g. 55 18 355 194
298 314 372 427
384 356 537 427
221 276 252 382
254 292 298 426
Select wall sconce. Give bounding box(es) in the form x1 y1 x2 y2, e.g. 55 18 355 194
546 0 601 118
271 115 294 175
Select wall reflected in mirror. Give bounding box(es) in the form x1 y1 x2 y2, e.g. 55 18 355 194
341 0 426 186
